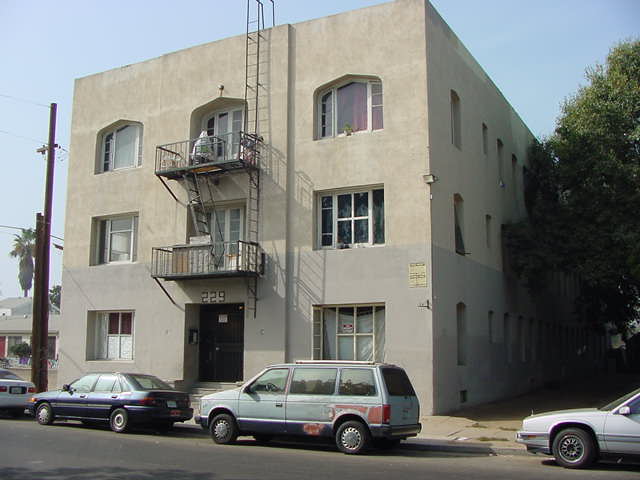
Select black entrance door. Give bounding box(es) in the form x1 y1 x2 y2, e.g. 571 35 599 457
199 303 244 382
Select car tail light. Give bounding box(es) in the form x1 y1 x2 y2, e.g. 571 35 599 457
382 404 391 424
28 387 36 393
0 386 7 392
140 397 160 406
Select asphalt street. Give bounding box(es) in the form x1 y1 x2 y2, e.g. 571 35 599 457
1 418 638 480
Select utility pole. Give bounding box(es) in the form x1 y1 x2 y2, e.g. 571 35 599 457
31 103 56 392
31 213 44 388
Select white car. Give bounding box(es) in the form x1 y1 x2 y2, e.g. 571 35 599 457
0 368 36 418
516 387 640 468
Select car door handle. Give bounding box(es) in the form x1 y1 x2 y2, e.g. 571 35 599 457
111 395 118 399
79 395 87 398
275 403 283 408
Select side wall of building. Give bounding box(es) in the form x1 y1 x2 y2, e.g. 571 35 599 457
424 2 604 413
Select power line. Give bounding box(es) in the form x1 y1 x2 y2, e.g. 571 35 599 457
0 129 48 145
0 224 64 242
0 93 50 109
0 130 68 160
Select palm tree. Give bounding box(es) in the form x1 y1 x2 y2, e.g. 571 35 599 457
9 228 36 297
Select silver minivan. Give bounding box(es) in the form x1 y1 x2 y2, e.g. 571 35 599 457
197 361 421 454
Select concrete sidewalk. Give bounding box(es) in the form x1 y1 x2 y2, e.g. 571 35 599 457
412 372 640 455
177 372 640 456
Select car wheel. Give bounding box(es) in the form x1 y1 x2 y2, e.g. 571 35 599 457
552 427 596 469
110 408 130 433
253 434 273 444
36 402 54 425
210 413 238 444
336 420 370 454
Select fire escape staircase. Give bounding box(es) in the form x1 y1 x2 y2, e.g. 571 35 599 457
151 0 274 318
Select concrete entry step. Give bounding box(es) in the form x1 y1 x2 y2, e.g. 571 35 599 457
189 382 243 417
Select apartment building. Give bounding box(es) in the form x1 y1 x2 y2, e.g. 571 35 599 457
59 0 604 414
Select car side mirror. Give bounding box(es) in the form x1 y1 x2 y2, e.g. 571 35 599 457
62 384 70 392
243 385 253 394
617 406 631 416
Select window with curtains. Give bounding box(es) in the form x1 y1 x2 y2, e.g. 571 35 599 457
93 312 134 360
317 79 383 138
94 215 138 265
312 305 385 362
99 122 143 172
318 188 384 249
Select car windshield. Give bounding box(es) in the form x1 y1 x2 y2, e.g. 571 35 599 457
0 370 22 380
126 374 174 391
599 387 640 411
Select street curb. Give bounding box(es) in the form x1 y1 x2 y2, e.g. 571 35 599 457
172 423 529 457
401 439 528 457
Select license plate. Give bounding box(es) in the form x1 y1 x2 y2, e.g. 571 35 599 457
167 400 177 408
9 386 24 394
170 409 181 416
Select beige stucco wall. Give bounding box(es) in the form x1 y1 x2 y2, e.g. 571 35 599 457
423 2 600 412
286 0 434 412
58 0 599 414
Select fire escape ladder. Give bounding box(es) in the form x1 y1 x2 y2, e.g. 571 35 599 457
243 0 273 317
183 172 209 238
183 172 224 267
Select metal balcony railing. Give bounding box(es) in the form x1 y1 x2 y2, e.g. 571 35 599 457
151 240 263 279
155 132 260 178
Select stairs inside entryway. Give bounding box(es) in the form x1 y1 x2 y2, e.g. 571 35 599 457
189 382 242 417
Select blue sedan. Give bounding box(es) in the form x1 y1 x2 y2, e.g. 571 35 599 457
28 372 192 433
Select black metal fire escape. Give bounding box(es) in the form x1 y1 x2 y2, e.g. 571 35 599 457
151 0 274 319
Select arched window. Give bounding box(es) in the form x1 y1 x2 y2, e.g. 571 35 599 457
99 122 142 173
450 90 461 148
200 108 243 160
317 77 383 139
454 194 465 255
457 302 467 366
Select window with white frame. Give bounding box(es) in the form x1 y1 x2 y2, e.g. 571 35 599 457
94 312 134 360
201 108 243 160
96 215 138 264
312 305 385 362
209 206 244 268
319 188 384 248
318 79 383 138
100 123 142 172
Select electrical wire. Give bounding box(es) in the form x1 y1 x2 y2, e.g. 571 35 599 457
0 93 50 109
0 224 64 242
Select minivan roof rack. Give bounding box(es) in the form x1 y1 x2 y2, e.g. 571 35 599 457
294 360 377 365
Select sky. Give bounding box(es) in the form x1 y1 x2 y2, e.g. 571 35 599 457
0 0 637 300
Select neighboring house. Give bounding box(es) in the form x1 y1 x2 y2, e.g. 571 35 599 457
0 297 60 386
59 0 606 414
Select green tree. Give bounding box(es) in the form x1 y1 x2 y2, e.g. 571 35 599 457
9 342 32 359
505 40 640 332
8 228 36 298
49 284 61 309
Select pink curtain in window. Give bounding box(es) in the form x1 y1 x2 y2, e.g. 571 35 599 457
337 82 368 133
